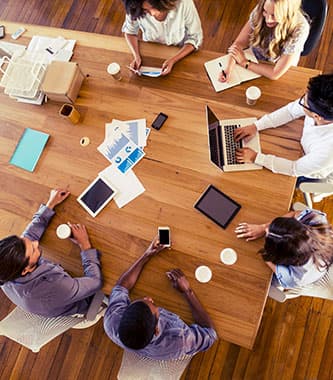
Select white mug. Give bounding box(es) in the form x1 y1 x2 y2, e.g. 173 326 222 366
220 248 238 265
195 265 212 283
56 224 72 239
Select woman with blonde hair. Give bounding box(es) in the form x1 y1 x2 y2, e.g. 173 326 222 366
219 0 309 82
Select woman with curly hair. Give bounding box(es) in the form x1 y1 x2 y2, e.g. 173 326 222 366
122 0 202 75
219 0 309 82
235 208 333 290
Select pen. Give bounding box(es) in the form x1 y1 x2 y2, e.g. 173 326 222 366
126 65 141 76
219 62 226 78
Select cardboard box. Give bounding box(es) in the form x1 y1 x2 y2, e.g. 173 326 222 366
41 61 84 103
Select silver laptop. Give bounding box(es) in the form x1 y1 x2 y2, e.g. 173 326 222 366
206 105 262 172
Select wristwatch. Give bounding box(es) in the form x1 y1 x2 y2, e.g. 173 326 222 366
245 59 252 69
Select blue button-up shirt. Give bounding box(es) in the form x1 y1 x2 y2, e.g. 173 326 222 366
1 204 102 317
104 285 217 360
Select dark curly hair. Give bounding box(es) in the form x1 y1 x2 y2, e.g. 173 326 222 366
307 73 333 120
122 0 177 19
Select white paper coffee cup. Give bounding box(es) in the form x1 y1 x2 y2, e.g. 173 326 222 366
220 248 237 265
246 86 261 105
195 265 212 283
107 62 122 80
56 224 72 239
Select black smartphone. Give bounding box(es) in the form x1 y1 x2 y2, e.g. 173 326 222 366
158 226 171 247
152 112 168 130
0 25 5 39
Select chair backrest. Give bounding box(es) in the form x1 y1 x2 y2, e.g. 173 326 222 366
117 349 193 380
301 0 328 56
0 307 84 352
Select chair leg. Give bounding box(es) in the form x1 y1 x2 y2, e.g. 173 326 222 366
303 192 313 208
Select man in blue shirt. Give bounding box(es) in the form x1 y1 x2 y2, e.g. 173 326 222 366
103 237 217 360
0 188 103 317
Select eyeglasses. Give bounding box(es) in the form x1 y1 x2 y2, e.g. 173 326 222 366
298 94 317 113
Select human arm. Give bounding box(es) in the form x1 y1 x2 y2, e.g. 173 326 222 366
166 269 214 328
116 236 167 290
124 33 142 70
229 45 300 80
22 188 70 241
161 43 195 75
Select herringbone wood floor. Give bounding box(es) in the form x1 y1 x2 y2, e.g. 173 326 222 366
0 1 333 379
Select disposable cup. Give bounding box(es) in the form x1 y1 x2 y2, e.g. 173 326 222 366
246 86 261 105
220 248 237 265
56 224 72 239
195 265 212 283
107 62 122 80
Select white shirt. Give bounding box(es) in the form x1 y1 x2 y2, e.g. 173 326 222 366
122 0 203 49
254 100 333 182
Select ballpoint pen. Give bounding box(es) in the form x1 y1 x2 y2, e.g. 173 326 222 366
126 65 141 76
219 62 226 78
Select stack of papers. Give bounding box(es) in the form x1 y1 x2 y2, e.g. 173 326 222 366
97 118 150 208
27 36 76 63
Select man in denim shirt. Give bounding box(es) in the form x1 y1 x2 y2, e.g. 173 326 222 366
0 188 103 317
103 236 217 360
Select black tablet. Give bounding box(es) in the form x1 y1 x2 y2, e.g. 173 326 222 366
194 185 241 229
77 177 117 217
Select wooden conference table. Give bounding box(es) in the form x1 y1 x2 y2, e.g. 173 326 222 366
0 22 320 349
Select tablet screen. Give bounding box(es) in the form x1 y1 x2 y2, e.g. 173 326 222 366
194 185 241 229
77 177 117 217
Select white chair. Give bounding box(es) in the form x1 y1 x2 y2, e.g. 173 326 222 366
299 182 333 208
268 265 333 303
0 290 105 352
117 350 193 380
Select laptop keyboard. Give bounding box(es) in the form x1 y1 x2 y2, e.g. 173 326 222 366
224 124 242 165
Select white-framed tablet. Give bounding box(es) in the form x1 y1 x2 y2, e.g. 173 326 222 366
77 176 117 217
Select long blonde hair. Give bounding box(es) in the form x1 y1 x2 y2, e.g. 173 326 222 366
250 0 304 60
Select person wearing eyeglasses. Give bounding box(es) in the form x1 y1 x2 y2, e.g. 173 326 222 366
103 236 217 359
234 73 333 186
0 188 104 319
235 208 333 291
121 0 203 76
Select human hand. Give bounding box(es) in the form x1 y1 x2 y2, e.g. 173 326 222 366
130 56 142 72
228 45 247 67
236 147 257 163
161 58 175 76
144 236 167 258
218 55 235 83
68 223 92 251
166 268 191 293
235 222 267 241
46 188 70 210
234 124 257 142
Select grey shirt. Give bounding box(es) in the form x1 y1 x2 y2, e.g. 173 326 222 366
1 204 102 317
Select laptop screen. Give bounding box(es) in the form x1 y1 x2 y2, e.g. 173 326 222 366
205 106 224 168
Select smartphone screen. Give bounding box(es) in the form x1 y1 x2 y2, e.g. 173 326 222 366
152 113 168 130
158 227 170 246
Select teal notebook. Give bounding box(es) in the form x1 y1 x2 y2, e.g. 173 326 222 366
10 128 50 172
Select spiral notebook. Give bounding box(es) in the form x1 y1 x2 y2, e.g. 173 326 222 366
10 128 50 171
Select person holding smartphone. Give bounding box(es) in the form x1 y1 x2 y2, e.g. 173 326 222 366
121 0 203 76
103 236 217 359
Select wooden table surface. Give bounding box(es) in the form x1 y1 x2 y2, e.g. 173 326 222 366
0 22 320 349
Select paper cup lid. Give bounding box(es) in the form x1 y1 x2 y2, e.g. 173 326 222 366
246 86 261 100
56 224 71 239
220 248 237 265
107 63 120 75
195 265 212 283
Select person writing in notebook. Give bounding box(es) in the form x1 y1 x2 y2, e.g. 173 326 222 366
219 0 309 82
103 236 217 359
0 188 104 319
234 73 333 186
122 0 203 75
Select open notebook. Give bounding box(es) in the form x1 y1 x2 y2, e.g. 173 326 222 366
204 48 261 92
